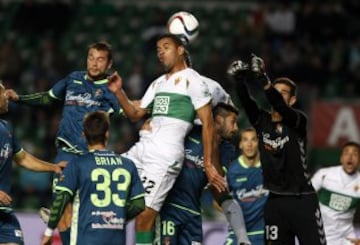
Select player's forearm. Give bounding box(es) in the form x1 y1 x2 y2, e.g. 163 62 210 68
202 117 215 168
47 191 72 229
15 151 58 173
17 91 58 106
113 89 145 122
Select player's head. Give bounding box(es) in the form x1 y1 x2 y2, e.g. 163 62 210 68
213 102 239 140
0 83 8 114
156 33 186 73
83 111 110 146
273 77 297 106
340 141 360 175
239 127 259 160
87 41 113 81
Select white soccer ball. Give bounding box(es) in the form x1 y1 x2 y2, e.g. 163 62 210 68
167 11 199 45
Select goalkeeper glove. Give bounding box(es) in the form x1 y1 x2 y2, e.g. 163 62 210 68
227 60 250 82
250 53 271 86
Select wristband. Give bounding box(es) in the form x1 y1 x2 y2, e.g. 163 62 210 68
44 227 54 237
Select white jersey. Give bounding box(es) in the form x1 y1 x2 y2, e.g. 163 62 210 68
193 76 234 125
311 166 360 245
124 68 212 211
140 68 211 147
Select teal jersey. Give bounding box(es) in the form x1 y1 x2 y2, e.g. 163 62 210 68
55 150 144 245
0 120 22 213
50 71 122 154
164 125 235 214
226 156 268 236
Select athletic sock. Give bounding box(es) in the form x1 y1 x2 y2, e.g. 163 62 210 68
136 231 154 245
59 228 71 245
221 199 251 244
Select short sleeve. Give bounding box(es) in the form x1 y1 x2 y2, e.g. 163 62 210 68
187 75 211 110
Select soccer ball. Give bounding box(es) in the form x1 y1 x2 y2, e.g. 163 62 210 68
167 11 199 45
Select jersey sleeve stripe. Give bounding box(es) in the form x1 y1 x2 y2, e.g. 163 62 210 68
54 186 73 196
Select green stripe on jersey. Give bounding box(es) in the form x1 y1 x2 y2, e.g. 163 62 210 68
318 188 360 212
151 92 195 122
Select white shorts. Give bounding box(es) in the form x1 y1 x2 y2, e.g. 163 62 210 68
122 130 184 212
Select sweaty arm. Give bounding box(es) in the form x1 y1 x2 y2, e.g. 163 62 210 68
17 91 60 106
126 196 145 221
264 86 306 129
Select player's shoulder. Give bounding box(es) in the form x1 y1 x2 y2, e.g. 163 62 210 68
0 119 12 131
315 165 340 176
120 156 137 170
183 68 202 80
67 71 87 80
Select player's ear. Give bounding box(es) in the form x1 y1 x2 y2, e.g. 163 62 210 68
107 59 113 70
289 95 296 106
178 46 185 56
105 130 110 141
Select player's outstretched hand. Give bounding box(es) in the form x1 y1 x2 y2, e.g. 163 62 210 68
53 161 67 174
227 60 249 82
4 89 19 101
41 234 53 245
107 71 123 94
205 165 228 193
250 53 270 86
0 190 12 206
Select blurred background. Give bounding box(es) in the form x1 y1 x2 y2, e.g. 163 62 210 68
1 0 360 235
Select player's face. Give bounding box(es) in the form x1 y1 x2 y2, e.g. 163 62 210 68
274 83 296 106
218 112 238 140
157 37 183 72
340 145 360 175
239 131 259 159
87 48 112 80
0 85 9 114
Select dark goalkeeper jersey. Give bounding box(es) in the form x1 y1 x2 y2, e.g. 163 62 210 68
237 83 315 195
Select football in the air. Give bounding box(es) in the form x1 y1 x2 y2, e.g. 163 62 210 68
167 11 199 45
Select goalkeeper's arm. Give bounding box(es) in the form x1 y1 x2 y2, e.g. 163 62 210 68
17 91 61 106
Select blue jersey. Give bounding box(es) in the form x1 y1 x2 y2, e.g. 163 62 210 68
226 156 268 240
50 71 122 154
0 120 22 213
55 150 144 245
164 125 236 214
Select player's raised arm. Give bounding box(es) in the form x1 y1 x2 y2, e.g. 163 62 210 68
107 71 148 122
196 103 227 192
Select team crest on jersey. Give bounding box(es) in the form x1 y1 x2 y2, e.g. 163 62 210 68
0 143 12 159
354 185 360 192
174 77 181 85
94 88 103 98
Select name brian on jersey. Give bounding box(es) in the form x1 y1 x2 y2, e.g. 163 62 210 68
95 156 122 165
65 91 101 107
